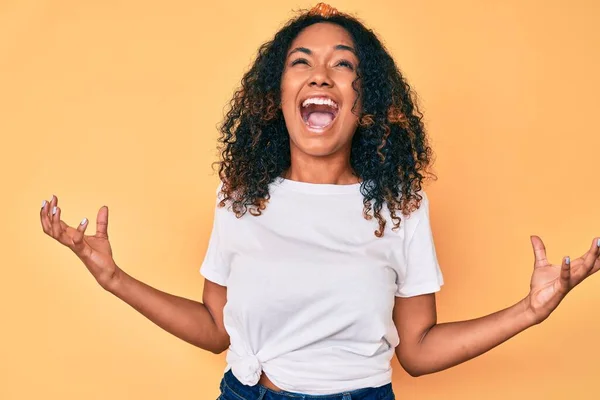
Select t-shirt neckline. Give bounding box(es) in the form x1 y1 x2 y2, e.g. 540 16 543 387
272 176 362 195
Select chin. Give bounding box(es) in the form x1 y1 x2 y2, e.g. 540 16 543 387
288 132 350 157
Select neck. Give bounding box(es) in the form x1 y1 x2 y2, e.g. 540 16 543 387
283 147 360 185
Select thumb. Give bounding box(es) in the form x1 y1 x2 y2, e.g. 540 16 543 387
95 206 109 239
530 235 549 268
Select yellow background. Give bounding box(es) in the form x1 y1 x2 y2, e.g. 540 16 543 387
2 0 599 399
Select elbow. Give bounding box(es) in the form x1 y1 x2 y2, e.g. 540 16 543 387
397 351 430 377
193 333 229 354
209 335 230 355
210 344 229 355
405 367 427 378
400 361 427 378
203 342 227 354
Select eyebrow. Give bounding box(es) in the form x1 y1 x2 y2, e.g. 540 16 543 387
287 44 356 57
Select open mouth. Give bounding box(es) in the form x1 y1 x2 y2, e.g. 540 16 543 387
300 96 339 131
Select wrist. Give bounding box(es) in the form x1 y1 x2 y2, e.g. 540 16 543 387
103 266 126 295
519 295 543 326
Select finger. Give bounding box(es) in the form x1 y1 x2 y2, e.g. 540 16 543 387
51 206 74 247
72 217 90 256
589 257 600 276
41 194 57 233
48 194 56 218
50 204 62 238
530 235 549 268
581 237 600 276
595 239 600 272
95 206 109 239
576 237 600 260
48 194 59 236
40 199 52 234
559 256 571 293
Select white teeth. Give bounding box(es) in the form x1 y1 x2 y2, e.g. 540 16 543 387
301 97 339 109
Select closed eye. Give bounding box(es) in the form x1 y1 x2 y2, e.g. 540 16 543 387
291 58 309 66
336 60 355 70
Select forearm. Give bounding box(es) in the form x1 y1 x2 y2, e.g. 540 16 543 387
105 267 228 354
399 298 537 376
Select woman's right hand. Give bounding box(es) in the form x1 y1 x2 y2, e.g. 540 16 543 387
40 195 121 291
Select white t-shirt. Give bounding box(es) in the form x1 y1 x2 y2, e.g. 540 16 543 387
200 177 444 395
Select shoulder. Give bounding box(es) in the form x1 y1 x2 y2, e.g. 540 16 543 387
399 187 430 219
400 188 432 240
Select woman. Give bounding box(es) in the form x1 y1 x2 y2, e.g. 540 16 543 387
39 3 600 400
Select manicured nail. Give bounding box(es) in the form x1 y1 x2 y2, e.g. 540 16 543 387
566 256 570 265
80 218 87 225
41 200 47 208
52 206 57 215
597 238 600 248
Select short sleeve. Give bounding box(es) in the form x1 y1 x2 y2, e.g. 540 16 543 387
393 190 444 297
199 183 231 287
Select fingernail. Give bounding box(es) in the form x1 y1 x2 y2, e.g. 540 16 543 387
80 217 87 225
597 238 600 248
566 256 570 265
52 206 57 215
41 200 47 208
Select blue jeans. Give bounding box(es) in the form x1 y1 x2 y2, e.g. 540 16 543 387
218 369 395 400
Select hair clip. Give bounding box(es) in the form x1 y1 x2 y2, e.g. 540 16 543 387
308 3 340 17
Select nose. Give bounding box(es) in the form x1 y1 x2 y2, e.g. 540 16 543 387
308 65 333 88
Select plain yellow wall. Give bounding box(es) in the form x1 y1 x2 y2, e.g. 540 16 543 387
2 0 599 399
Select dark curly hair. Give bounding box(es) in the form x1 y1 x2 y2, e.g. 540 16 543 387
214 7 437 237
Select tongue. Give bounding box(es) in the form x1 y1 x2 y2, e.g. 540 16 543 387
307 112 334 128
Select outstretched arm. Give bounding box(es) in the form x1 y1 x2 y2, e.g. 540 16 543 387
394 236 600 377
40 195 230 354
108 271 230 354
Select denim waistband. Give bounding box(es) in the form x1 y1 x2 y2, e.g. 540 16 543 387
220 369 394 400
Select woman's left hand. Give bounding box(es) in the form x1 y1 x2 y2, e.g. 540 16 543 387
525 236 600 324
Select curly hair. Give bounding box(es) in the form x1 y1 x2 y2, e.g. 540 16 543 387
214 8 437 237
